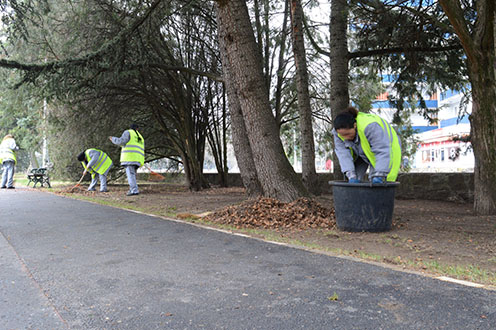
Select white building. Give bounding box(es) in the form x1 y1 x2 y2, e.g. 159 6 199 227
371 75 474 172
411 90 473 172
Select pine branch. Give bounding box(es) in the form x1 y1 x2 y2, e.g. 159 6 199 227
0 0 164 77
349 44 463 59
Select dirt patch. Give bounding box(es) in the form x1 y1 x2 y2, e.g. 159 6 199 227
54 182 496 286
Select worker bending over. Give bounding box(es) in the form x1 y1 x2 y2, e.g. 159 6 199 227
77 148 113 192
332 106 401 183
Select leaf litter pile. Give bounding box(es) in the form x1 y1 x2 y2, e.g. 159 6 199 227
205 197 336 230
61 185 87 194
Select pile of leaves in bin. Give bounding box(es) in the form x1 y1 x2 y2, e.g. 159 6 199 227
205 197 336 230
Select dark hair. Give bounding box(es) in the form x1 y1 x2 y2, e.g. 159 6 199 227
333 106 359 130
130 123 143 143
77 151 86 162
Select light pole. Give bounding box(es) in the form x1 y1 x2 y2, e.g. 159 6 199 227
42 98 49 166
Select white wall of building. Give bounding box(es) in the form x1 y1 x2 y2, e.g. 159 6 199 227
411 90 474 172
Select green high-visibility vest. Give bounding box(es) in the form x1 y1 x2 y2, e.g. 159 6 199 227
81 149 112 176
120 129 145 166
0 138 17 164
339 112 401 181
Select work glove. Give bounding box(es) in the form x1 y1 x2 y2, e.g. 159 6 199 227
372 176 385 184
348 178 360 183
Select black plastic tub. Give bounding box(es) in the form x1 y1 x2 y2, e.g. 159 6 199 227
329 181 400 232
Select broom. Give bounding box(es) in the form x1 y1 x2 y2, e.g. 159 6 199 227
144 165 165 182
66 172 86 193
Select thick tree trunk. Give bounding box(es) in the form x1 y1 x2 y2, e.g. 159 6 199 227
470 79 496 215
439 0 496 214
218 7 263 197
468 23 496 214
217 9 264 197
216 0 308 202
290 0 320 195
329 0 350 179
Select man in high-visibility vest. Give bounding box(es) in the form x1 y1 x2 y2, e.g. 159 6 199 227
77 148 113 192
332 106 401 183
109 123 145 196
0 134 19 189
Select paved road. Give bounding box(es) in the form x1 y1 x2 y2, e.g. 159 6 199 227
1 189 495 329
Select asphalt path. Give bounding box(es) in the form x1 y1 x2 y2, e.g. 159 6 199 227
1 189 495 329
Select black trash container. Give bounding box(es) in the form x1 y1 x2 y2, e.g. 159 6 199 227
330 181 400 232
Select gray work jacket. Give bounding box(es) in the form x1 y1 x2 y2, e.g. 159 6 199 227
332 122 391 179
110 130 142 167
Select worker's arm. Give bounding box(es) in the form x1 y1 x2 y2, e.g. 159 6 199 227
86 149 101 169
109 130 130 146
8 139 19 151
364 122 390 178
81 162 88 177
332 129 357 180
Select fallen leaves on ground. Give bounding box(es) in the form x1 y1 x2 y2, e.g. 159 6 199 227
205 197 336 230
61 185 87 194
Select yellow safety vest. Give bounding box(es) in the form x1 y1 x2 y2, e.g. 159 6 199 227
81 149 113 176
339 112 401 181
120 129 145 166
0 138 17 164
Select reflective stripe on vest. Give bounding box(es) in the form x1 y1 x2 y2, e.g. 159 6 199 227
337 113 401 181
120 129 145 166
83 149 112 175
355 113 401 181
0 138 17 164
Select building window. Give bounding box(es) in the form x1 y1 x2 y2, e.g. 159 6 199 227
376 92 389 100
423 150 429 162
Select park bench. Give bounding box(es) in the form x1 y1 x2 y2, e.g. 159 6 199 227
27 168 51 188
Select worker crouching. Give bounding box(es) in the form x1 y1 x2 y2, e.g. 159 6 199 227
332 106 401 183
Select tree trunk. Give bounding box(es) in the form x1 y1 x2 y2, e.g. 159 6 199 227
329 0 350 179
470 75 496 214
30 150 40 169
217 11 263 197
290 0 320 195
274 0 290 125
222 87 228 186
182 129 209 191
205 80 228 187
263 0 271 92
216 0 308 202
253 0 270 91
439 0 496 215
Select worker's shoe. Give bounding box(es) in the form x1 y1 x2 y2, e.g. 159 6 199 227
7 186 15 189
0 186 5 189
100 189 109 192
126 191 139 196
88 188 96 192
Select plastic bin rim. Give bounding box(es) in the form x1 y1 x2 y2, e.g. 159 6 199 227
329 180 400 187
